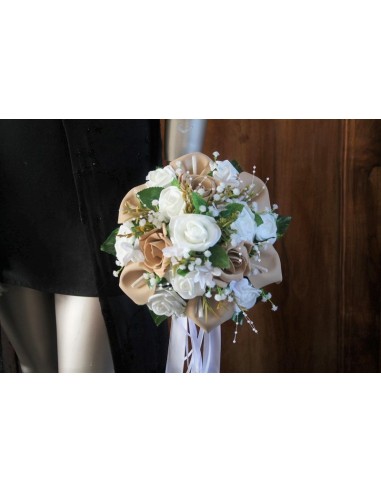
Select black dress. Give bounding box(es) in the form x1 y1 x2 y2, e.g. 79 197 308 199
0 119 169 372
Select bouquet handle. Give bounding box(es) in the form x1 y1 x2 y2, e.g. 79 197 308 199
166 316 221 373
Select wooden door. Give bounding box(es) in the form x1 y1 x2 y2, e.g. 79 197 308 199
203 120 381 372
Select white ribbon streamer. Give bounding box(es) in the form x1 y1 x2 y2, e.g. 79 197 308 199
165 316 221 373
202 322 221 373
165 316 188 373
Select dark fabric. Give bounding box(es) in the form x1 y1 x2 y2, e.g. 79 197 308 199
0 120 98 295
0 119 169 372
102 296 168 373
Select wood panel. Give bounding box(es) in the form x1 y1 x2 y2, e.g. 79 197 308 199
202 119 381 372
340 120 381 371
204 120 345 372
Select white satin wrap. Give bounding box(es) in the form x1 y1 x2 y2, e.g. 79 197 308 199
165 316 221 373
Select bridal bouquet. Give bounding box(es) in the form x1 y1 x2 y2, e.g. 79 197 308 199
101 152 291 340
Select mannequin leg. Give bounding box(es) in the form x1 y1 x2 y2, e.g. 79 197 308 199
0 285 58 372
55 294 114 373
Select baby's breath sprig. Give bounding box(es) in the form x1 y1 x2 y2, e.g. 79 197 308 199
174 250 212 276
143 272 160 289
213 285 230 302
112 266 124 278
260 289 278 311
131 217 156 238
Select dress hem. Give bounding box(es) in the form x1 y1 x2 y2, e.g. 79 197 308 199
0 277 101 298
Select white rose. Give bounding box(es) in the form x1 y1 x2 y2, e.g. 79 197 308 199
231 204 257 246
169 214 221 252
213 160 240 186
230 278 261 310
115 221 144 266
159 186 186 220
255 213 277 244
146 165 177 188
170 271 206 300
147 288 186 317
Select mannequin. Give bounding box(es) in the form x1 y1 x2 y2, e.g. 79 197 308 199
0 119 207 373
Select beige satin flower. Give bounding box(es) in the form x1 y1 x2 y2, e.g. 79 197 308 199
180 173 218 201
119 262 154 305
139 228 172 278
118 184 147 223
186 296 235 333
169 152 213 177
238 172 271 212
247 244 282 289
220 241 252 283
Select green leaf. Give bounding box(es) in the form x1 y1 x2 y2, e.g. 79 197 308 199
191 191 207 213
100 227 119 256
170 178 181 188
232 311 244 325
176 268 188 277
148 309 168 327
255 213 264 226
230 159 243 173
219 203 244 218
157 278 168 286
276 215 292 238
137 187 163 209
209 245 230 269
